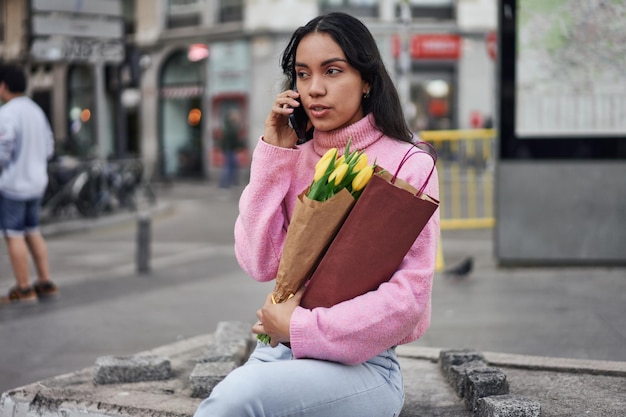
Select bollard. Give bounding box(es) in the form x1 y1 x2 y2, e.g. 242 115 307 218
136 212 151 274
436 238 445 272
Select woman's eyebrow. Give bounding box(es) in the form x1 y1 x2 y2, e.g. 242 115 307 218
321 57 347 66
295 57 348 68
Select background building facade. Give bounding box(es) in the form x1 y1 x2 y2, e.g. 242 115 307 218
0 0 496 181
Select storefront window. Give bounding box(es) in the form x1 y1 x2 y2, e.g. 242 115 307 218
122 0 136 35
402 0 454 20
159 50 205 178
67 66 96 158
408 68 455 132
408 67 457 162
219 0 243 23
320 0 378 17
167 0 202 28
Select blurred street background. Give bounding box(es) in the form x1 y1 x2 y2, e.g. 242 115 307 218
1 0 625 396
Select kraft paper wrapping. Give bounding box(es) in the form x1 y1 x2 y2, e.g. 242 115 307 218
271 187 355 303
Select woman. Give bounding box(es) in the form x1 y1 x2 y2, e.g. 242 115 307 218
194 12 439 417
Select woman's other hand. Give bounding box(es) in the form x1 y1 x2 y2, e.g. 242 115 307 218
263 89 301 149
253 287 305 347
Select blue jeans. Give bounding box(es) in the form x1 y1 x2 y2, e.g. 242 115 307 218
193 342 404 417
219 150 239 189
0 194 42 237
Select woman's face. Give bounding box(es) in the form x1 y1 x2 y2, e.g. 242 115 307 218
294 32 369 133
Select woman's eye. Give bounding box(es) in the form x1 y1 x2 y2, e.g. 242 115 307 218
327 68 342 75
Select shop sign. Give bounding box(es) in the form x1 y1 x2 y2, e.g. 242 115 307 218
30 0 125 63
32 0 122 16
160 86 204 99
411 34 462 59
32 14 124 39
30 37 124 63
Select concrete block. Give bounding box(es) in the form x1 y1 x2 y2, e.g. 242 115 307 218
464 367 509 411
439 349 485 377
214 321 253 345
197 340 249 365
189 361 238 399
93 355 171 384
476 395 541 417
448 360 488 398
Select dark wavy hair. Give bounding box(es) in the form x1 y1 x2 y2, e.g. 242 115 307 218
281 12 413 143
0 64 27 93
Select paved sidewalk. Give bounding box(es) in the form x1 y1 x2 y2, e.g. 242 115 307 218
1 322 624 417
1 181 624 416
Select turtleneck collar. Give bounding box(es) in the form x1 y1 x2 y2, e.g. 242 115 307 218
311 113 384 156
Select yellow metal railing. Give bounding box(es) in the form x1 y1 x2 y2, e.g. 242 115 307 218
419 129 496 231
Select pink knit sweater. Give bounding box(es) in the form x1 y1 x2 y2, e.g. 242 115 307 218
234 114 440 365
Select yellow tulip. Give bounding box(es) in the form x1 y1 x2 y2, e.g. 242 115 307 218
314 149 337 181
352 153 369 172
352 165 374 191
329 163 349 186
315 148 337 171
335 155 346 166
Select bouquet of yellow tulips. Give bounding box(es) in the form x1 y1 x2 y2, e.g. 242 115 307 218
258 140 375 344
300 142 440 310
307 140 374 203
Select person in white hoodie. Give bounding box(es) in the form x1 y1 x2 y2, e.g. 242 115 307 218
0 64 58 304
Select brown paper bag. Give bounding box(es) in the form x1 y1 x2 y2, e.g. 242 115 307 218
271 187 355 303
300 146 439 310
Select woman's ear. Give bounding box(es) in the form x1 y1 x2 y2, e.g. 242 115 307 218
362 82 371 98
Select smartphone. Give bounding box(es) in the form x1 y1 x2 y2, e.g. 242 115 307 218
288 83 309 142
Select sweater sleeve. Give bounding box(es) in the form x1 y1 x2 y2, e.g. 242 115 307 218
46 124 54 160
0 113 16 168
289 153 440 365
234 138 301 282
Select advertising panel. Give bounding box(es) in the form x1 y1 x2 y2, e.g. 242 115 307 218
499 0 626 159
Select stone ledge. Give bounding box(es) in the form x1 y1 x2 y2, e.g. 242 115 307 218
0 322 258 417
0 323 252 417
2 327 624 417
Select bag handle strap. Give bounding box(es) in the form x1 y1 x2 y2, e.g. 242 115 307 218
392 141 438 197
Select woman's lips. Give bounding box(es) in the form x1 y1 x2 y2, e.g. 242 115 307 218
308 105 330 118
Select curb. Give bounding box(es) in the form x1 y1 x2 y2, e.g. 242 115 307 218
41 202 174 237
396 345 626 377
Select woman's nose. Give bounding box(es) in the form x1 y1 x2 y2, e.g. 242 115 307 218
307 76 325 97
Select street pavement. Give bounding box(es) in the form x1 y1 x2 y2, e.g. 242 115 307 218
0 181 625 400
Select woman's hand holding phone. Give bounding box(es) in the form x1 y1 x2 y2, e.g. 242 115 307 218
264 89 303 149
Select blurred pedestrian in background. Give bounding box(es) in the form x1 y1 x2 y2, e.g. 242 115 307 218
219 108 242 189
0 64 58 304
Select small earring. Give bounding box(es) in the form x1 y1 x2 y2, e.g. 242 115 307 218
363 90 370 99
